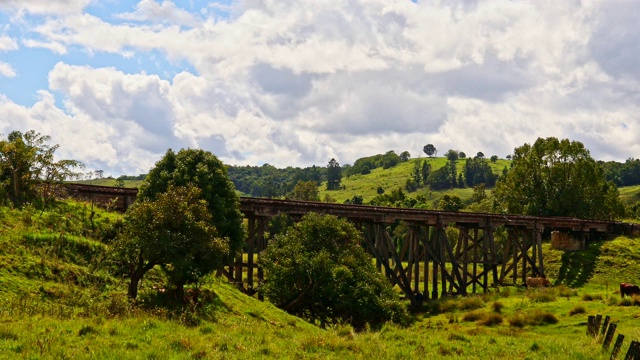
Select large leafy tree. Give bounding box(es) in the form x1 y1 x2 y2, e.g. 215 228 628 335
423 144 437 157
0 130 83 207
290 180 320 201
261 213 408 329
494 137 624 219
114 186 229 299
137 148 244 259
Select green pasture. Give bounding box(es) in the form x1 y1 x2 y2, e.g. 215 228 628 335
1 200 640 359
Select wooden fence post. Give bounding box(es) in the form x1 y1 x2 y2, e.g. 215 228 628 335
603 323 617 350
611 334 624 360
587 315 595 336
625 340 640 359
594 314 602 337
601 315 611 337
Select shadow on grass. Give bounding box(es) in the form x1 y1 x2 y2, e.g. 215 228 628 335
555 241 604 287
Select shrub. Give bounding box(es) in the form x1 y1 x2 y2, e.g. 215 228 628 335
568 305 586 316
261 213 409 329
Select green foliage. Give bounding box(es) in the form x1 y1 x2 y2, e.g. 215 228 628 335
113 186 229 298
437 194 464 212
464 157 497 188
0 130 84 207
290 180 320 201
326 158 342 190
260 213 408 329
423 144 436 157
494 137 624 219
137 148 244 259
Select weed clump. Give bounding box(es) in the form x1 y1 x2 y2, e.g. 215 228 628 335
568 305 586 316
581 293 603 301
508 310 558 327
492 301 504 313
479 313 503 327
526 288 556 303
461 310 485 322
459 296 484 311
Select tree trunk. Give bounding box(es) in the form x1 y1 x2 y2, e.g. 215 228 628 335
175 282 185 303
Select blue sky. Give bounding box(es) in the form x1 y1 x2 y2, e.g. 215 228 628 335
0 0 639 176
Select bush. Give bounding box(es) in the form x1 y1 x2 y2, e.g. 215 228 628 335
508 310 558 327
261 213 409 329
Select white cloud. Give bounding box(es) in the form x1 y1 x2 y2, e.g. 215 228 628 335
0 35 18 51
116 0 199 27
0 61 16 77
1 0 640 175
0 0 90 14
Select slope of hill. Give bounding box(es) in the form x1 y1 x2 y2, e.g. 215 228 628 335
2 200 640 359
319 157 510 205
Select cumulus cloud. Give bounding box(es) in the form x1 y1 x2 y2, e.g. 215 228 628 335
0 0 639 176
0 0 90 15
116 0 200 27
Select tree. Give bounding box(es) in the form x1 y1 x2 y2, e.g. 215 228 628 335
399 151 411 162
476 152 485 159
438 194 464 212
260 213 408 329
490 155 498 163
114 186 229 299
290 180 320 201
420 160 431 186
137 148 244 262
95 170 104 179
445 149 459 162
459 152 466 159
326 158 342 190
423 144 437 157
494 137 624 219
0 130 83 207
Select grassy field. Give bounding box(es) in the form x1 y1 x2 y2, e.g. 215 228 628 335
317 157 509 204
1 200 640 359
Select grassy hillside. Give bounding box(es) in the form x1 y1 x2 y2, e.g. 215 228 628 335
2 200 640 358
319 157 510 204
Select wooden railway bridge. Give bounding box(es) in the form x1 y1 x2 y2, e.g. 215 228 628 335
231 197 637 306
63 184 638 306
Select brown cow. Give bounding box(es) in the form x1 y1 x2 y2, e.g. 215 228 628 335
620 283 640 298
526 276 551 288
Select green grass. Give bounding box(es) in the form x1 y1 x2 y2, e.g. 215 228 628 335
618 184 640 205
318 157 510 205
2 200 640 358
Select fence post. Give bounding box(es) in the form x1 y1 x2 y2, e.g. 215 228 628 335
594 314 602 337
601 315 611 337
587 315 595 336
611 334 624 360
603 323 617 350
625 340 640 359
